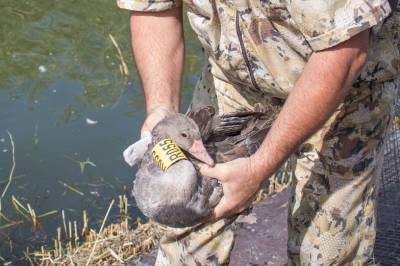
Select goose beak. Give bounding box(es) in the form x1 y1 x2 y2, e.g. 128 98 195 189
189 139 215 166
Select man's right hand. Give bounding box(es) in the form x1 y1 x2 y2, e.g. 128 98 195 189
141 106 173 138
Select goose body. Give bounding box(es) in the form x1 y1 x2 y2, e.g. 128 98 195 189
124 105 278 228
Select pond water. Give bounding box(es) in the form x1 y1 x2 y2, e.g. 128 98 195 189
0 1 203 263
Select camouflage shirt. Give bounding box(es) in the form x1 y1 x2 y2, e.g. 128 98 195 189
118 0 399 99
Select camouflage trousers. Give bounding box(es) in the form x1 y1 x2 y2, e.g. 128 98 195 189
155 65 399 266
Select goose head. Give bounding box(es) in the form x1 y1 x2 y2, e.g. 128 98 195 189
152 113 214 166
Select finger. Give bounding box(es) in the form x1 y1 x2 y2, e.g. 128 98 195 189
198 163 228 182
140 127 151 139
212 197 234 220
213 203 248 221
212 197 226 221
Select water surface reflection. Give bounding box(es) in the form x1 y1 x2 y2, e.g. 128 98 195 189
0 1 203 262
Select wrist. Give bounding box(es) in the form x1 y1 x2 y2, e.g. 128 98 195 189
248 155 268 186
141 105 177 138
147 105 177 115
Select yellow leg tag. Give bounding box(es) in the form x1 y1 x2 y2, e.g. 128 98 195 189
151 138 187 172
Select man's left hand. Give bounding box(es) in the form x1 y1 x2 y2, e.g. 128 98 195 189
199 157 265 220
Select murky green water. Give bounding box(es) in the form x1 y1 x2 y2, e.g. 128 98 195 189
0 1 203 263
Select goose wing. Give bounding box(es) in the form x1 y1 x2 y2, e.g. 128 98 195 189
205 107 279 163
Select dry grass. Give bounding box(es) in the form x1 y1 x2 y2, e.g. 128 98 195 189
392 115 400 131
33 196 165 265
34 220 164 265
34 220 165 265
109 33 129 84
0 131 16 214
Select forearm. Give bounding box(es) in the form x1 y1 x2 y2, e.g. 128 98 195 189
251 30 370 180
130 7 184 114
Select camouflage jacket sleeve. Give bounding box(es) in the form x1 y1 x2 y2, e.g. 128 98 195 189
117 0 181 12
287 0 393 51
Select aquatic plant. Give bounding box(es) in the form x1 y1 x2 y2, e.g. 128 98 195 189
0 131 16 214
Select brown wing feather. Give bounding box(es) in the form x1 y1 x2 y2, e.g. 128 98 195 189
198 106 280 163
187 106 216 141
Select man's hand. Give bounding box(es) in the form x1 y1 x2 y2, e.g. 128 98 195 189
199 157 264 219
141 106 173 138
199 30 370 220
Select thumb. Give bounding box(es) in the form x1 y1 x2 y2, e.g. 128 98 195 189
198 162 228 182
140 128 151 139
212 196 232 220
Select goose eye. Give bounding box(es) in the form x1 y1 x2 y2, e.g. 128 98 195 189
181 133 188 138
